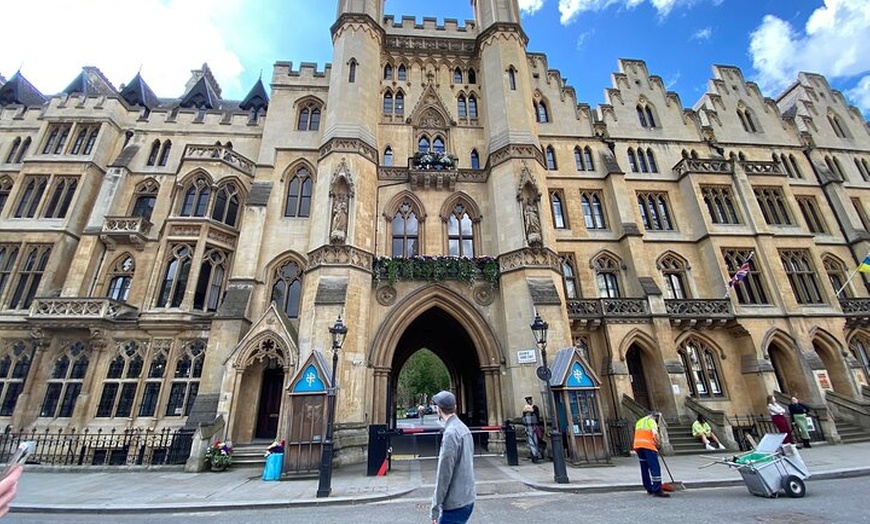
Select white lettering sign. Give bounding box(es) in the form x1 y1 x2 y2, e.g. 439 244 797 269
517 350 537 364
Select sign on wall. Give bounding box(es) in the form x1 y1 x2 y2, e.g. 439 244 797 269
517 349 537 364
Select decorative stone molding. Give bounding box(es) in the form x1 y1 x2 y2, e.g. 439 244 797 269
376 286 397 306
29 298 139 323
182 144 254 177
378 166 487 185
319 137 378 165
740 160 783 175
664 299 735 329
489 144 544 170
473 284 495 306
307 245 373 272
498 247 560 274
673 158 733 177
100 216 152 250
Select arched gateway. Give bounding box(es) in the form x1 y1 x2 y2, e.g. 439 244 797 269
368 285 505 428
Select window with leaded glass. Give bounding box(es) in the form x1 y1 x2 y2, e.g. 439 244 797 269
453 68 462 84
823 256 852 298
70 124 100 155
796 196 827 234
580 190 607 230
637 191 674 231
147 140 160 166
594 255 621 298
284 167 312 217
8 244 51 310
106 254 134 302
383 147 393 167
724 249 768 304
212 182 241 227
545 146 557 170
0 177 11 216
457 95 467 118
574 147 585 171
0 244 19 303
446 202 474 257
583 147 595 171
40 341 89 418
43 176 78 218
535 101 549 123
397 65 407 81
14 176 48 218
130 179 158 220
96 341 146 418
383 64 393 80
560 254 579 300
550 190 567 229
753 186 792 225
157 140 172 167
41 123 71 154
297 102 322 131
659 254 689 299
679 339 724 398
849 335 870 385
193 248 228 312
780 249 824 305
701 185 741 225
470 150 480 170
272 260 303 318
468 95 478 118
165 340 205 417
391 202 420 257
179 176 211 217
0 340 33 416
636 104 656 128
138 345 168 417
157 244 193 308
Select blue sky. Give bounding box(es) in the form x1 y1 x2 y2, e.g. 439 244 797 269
2 0 868 116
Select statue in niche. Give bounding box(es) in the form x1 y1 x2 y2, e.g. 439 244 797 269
523 198 542 247
330 197 348 244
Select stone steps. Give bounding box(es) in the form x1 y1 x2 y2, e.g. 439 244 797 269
836 421 870 444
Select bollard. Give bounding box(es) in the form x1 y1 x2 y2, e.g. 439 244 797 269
503 421 518 466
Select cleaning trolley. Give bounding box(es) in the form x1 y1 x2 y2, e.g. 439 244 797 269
711 433 810 498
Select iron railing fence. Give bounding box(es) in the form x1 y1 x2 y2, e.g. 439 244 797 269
606 419 633 457
729 414 825 451
0 427 194 467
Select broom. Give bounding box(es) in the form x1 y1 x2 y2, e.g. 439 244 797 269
660 453 686 492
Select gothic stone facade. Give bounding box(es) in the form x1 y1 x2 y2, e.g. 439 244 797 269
0 0 868 463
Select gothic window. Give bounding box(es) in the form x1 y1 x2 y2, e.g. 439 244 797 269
855 158 870 181
138 347 167 417
468 68 477 84
106 254 135 302
507 67 516 91
383 92 393 114
446 202 474 257
8 244 50 310
780 249 824 305
131 179 159 220
724 249 768 304
550 190 567 229
384 64 393 80
574 147 584 171
594 255 621 298
40 342 89 418
41 123 71 154
395 92 404 115
636 104 656 128
383 147 393 167
193 248 228 312
545 146 557 170
637 191 674 231
4 138 21 164
637 149 649 173
787 154 803 179
457 95 467 118
470 149 480 170
849 335 870 384
679 339 724 398
71 124 100 155
796 196 827 234
43 176 78 219
584 147 595 171
297 102 322 131
392 201 420 257
348 59 357 83
852 198 870 230
418 136 430 153
627 149 638 172
147 140 160 166
180 176 211 217
560 254 579 300
825 155 845 180
738 108 759 133
753 186 792 225
284 167 312 217
0 244 18 302
0 178 10 217
660 254 689 299
14 176 48 218
468 95 478 118
823 255 852 298
397 65 407 81
580 190 607 230
828 113 849 138
646 149 658 172
157 244 193 308
165 340 204 417
96 341 145 418
701 185 741 225
9 137 30 164
535 101 549 123
212 182 241 227
157 140 172 166
271 260 303 319
453 68 462 84
433 136 445 154
0 340 33 416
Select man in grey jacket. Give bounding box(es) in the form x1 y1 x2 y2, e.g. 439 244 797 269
431 390 475 523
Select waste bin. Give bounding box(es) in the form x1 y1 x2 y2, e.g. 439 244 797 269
262 452 283 481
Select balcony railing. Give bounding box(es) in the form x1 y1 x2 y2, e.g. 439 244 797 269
29 298 139 323
101 216 152 250
840 297 870 327
566 298 650 328
740 160 783 175
665 299 734 328
673 158 732 177
182 144 254 176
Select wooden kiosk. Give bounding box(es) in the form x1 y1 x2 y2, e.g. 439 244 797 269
283 351 331 476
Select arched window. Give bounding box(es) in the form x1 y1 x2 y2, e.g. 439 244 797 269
211 182 241 227
0 245 19 302
507 67 516 91
157 140 172 166
383 147 393 167
194 248 228 312
9 245 51 310
560 254 579 300
446 202 474 257
453 68 462 84
157 245 193 308
83 126 99 155
397 64 407 81
701 185 740 225
636 105 648 127
15 137 30 163
646 149 658 173
418 136 430 153
131 179 158 220
659 255 689 299
457 95 467 118
470 149 480 170
594 255 621 298
137 347 167 418
545 146 557 170
395 92 404 115
348 59 356 83
828 113 848 138
14 176 47 218
584 147 595 171
5 138 21 164
383 92 393 115
627 149 638 172
849 335 870 384
550 191 566 229
637 104 656 128
0 177 12 217
165 340 204 417
44 176 78 219
535 101 549 123
180 176 211 217
580 191 606 230
0 340 34 416
271 260 303 318
575 148 585 171
824 255 852 298
468 95 478 118
433 136 445 154
96 341 145 418
40 341 89 418
384 64 393 80
468 68 477 84
391 201 419 257
637 191 674 231
825 156 845 179
297 102 322 131
637 150 649 173
106 254 135 302
780 249 824 304
147 140 160 166
679 339 724 398
854 157 870 181
284 167 312 217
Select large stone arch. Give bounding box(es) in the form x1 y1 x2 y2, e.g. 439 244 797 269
810 327 857 397
368 284 504 425
618 328 673 414
761 329 812 400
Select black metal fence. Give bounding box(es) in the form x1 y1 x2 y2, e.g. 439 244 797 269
606 419 633 457
729 414 825 451
0 427 194 467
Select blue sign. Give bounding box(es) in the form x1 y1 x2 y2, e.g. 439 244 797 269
292 364 325 392
566 361 594 387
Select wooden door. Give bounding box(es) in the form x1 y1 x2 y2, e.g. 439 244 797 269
626 346 651 410
284 394 326 475
255 368 284 439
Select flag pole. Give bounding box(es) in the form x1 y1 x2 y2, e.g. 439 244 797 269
723 251 755 299
835 253 870 296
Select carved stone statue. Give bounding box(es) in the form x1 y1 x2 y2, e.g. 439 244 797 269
330 199 348 244
523 199 542 247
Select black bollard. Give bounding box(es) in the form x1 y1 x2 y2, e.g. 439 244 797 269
503 421 518 466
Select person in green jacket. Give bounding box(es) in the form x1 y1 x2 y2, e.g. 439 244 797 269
692 414 726 451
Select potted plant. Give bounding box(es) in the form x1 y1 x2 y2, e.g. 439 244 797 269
204 440 233 472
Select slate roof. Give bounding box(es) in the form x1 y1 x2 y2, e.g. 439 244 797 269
239 78 269 112
119 73 160 109
0 71 48 107
63 66 117 97
179 63 222 109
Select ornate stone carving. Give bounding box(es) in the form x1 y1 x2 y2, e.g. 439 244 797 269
489 144 544 169
182 144 254 177
473 284 495 306
319 137 378 164
376 286 397 306
740 160 783 175
673 158 733 177
308 245 373 272
498 248 560 273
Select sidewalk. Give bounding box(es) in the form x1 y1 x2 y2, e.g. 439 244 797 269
12 441 870 514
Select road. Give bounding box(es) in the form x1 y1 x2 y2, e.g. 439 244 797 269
8 477 869 524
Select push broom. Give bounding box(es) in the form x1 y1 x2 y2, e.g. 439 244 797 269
660 453 686 492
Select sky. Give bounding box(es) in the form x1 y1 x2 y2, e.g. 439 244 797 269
1 0 868 117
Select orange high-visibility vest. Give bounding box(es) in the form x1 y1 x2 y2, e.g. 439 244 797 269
633 416 659 451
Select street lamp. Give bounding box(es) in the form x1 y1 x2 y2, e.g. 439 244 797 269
530 312 569 484
317 314 348 498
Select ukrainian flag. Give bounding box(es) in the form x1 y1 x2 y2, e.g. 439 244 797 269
860 254 870 273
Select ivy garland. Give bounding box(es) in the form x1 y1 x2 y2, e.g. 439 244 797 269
373 256 499 287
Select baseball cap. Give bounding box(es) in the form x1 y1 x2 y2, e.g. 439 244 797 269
433 391 456 410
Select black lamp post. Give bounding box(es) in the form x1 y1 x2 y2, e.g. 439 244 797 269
530 312 569 484
316 314 348 498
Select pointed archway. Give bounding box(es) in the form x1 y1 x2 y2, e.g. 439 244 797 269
811 330 857 397
368 284 504 426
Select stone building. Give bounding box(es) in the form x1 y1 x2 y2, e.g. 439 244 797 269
0 0 868 466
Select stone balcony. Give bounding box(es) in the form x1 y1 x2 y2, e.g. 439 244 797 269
840 297 870 328
673 157 732 177
28 298 139 328
182 144 254 177
664 299 734 329
566 298 650 329
100 216 152 250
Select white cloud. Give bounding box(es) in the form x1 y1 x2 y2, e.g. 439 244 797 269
749 0 870 100
845 75 870 114
558 0 700 25
692 27 712 41
666 71 681 89
576 30 596 49
0 0 248 99
519 0 546 15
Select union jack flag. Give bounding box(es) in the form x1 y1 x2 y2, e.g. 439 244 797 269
728 252 754 287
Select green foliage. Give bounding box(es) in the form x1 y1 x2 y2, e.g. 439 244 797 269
373 256 499 287
396 349 449 408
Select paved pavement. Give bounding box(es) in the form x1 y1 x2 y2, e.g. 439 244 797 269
11 441 870 514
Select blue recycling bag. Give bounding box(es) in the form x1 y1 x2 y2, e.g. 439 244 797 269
262 453 283 481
